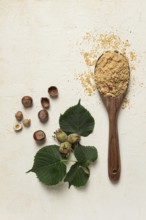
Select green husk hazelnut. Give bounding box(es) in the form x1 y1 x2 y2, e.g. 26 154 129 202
59 141 71 157
54 129 68 143
67 133 80 144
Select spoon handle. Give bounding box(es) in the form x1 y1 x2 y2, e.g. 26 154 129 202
108 113 121 182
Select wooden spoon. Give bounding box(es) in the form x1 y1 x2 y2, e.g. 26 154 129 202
95 52 129 182
99 91 127 182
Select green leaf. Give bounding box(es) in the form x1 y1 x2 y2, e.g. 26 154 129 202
64 163 90 187
27 145 66 185
74 144 98 166
59 100 95 137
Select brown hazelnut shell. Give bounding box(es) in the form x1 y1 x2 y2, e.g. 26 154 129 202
38 109 49 123
41 97 50 109
33 130 46 142
48 86 58 98
22 96 33 107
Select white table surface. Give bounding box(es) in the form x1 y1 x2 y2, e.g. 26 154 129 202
0 0 146 220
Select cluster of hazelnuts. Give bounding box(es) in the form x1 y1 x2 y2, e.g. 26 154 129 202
54 129 80 157
14 86 58 142
14 110 31 131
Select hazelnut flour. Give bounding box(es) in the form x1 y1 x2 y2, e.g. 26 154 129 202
75 32 138 108
94 51 130 97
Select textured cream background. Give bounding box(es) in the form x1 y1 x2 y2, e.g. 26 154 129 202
0 0 146 220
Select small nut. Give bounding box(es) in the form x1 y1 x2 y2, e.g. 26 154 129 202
68 133 80 144
33 130 46 142
54 129 68 143
23 119 31 127
48 86 58 98
22 96 33 107
14 123 23 132
15 111 23 121
41 97 50 109
38 109 48 123
59 142 71 157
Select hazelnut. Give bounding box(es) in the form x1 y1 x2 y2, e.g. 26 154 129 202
67 133 80 144
41 97 50 109
15 111 23 121
14 123 23 132
54 129 68 143
48 86 58 98
33 130 46 142
23 119 31 127
59 142 71 158
38 109 48 123
22 96 33 107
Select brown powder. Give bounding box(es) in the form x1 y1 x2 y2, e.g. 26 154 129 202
98 33 122 50
94 51 130 97
78 71 96 96
76 32 137 96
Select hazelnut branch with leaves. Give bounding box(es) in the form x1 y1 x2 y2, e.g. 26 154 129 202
27 100 98 188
